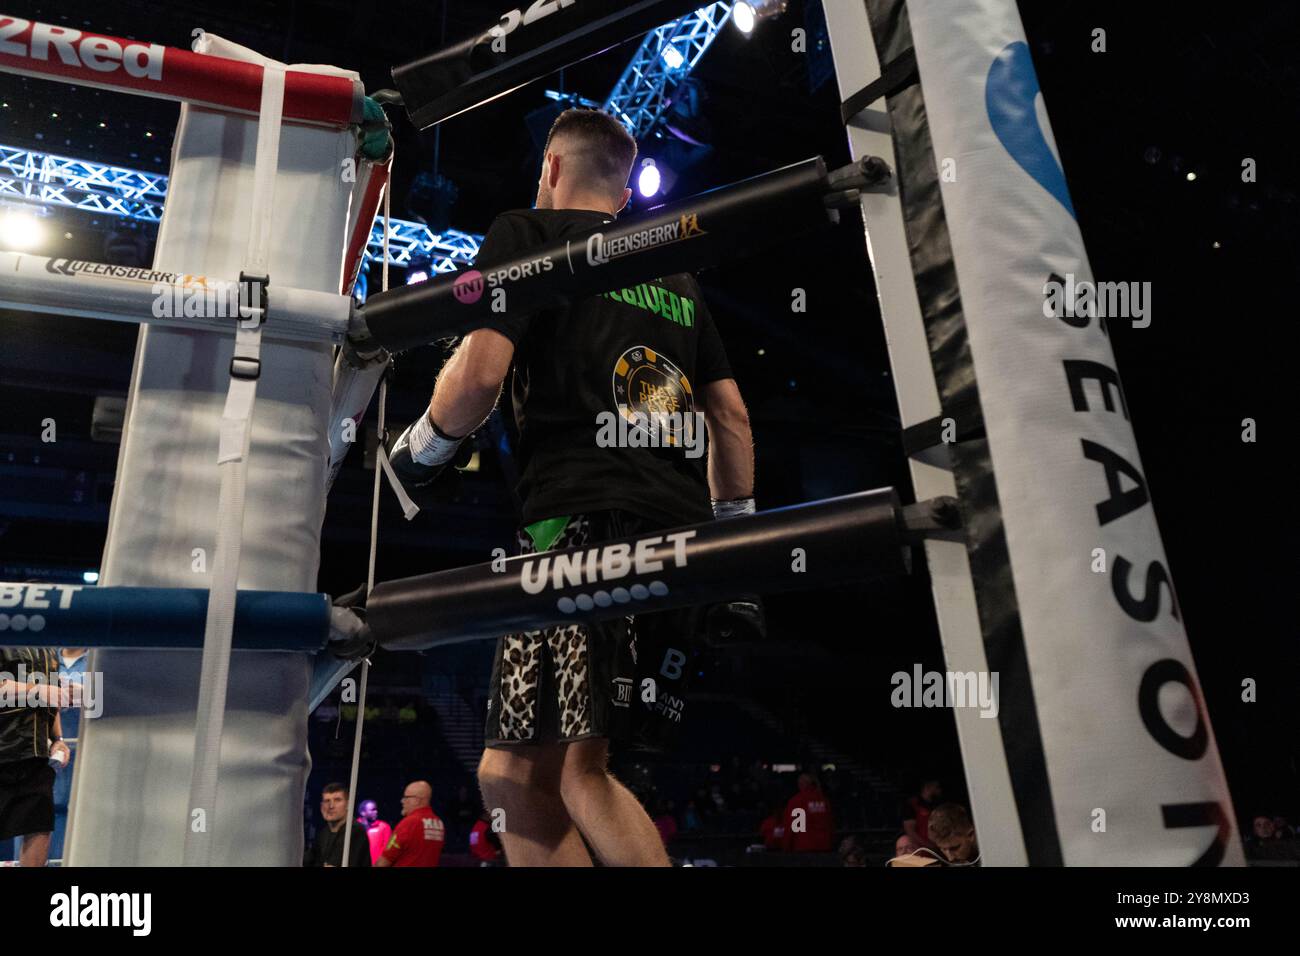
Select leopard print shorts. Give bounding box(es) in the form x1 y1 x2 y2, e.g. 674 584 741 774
484 514 633 746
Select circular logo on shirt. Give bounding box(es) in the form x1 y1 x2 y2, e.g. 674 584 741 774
611 346 696 447
453 269 485 305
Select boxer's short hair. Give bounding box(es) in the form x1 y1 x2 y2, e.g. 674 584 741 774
544 108 638 197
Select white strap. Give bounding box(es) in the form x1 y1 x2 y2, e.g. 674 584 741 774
182 61 285 867
378 446 422 520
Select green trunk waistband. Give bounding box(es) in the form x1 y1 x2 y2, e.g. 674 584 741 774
523 515 571 553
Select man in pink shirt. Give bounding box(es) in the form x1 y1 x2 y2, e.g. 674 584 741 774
357 799 392 865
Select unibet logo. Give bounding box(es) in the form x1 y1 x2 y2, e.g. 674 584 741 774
519 531 695 595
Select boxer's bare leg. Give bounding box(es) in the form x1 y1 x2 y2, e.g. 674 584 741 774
477 743 592 866
560 738 670 867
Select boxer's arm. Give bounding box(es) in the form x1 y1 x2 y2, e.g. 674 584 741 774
427 328 515 437
700 377 754 502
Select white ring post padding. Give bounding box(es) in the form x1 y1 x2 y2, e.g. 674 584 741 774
826 0 1241 865
823 0 1028 866
64 33 362 867
0 252 352 344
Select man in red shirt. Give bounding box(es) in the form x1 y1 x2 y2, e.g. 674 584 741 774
377 780 445 867
469 808 503 865
781 773 834 853
759 800 787 850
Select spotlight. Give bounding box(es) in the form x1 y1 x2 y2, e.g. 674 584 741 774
83 571 100 584
637 159 662 198
734 3 756 34
406 269 429 285
0 209 46 251
661 44 685 71
733 0 786 35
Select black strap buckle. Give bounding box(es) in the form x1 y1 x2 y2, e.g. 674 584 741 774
229 356 262 381
238 271 270 329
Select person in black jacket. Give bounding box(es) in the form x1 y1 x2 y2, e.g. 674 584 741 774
304 782 371 868
387 108 756 867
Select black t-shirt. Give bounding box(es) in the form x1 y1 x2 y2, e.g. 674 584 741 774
303 820 372 867
0 647 57 765
474 208 733 527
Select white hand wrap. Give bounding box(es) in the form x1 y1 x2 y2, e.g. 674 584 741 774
408 412 464 466
711 497 756 520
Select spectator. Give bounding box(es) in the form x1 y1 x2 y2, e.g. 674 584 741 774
1248 814 1276 845
356 799 392 865
902 778 942 850
0 646 70 867
709 783 728 816
682 799 702 832
759 800 786 850
377 780 445 867
50 646 87 862
448 782 476 836
652 799 678 848
304 783 371 867
1243 814 1300 862
782 773 834 853
838 835 867 867
469 808 503 865
928 803 979 865
894 833 920 858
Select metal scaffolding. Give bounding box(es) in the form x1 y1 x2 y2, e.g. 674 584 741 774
603 3 734 139
0 143 480 272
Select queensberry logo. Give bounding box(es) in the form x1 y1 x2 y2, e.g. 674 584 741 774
46 258 180 283
587 214 706 267
985 41 1075 218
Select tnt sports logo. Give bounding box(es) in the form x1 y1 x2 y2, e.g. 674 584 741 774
453 269 485 305
611 346 695 447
